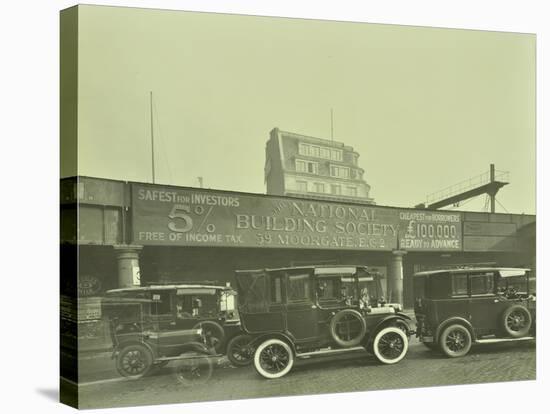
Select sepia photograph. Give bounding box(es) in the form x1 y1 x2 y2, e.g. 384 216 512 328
57 2 538 411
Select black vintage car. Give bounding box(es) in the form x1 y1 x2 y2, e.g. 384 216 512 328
103 283 254 380
234 265 413 379
413 267 535 357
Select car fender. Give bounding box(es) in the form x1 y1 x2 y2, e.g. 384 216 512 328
113 339 156 359
249 332 297 355
371 314 412 334
394 312 412 321
435 317 476 343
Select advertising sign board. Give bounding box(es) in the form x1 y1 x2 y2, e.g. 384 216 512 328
132 183 462 251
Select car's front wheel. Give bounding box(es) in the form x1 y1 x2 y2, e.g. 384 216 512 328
439 324 472 357
116 344 153 379
372 326 408 364
502 305 532 338
254 338 294 379
193 321 225 353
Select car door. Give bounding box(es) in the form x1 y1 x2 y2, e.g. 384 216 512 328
150 291 194 355
468 271 508 336
285 271 318 341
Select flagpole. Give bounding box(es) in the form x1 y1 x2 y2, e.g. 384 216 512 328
150 91 155 184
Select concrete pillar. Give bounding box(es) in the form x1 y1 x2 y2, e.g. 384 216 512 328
113 245 143 288
387 249 407 305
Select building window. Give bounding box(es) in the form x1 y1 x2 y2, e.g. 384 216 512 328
331 149 343 161
351 153 358 165
330 165 350 179
299 142 342 161
346 186 357 197
297 180 308 192
296 159 318 174
314 183 325 193
310 145 320 158
331 184 341 195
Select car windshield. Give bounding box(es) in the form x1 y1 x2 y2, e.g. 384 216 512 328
358 277 380 304
176 293 218 318
498 275 528 294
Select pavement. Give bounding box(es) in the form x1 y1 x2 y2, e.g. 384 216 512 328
71 335 536 409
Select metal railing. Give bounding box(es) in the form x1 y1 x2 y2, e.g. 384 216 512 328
426 170 510 205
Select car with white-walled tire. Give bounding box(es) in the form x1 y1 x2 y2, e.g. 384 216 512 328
234 266 413 379
414 267 535 358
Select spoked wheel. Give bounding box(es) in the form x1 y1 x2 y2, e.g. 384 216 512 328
254 339 294 379
372 327 408 364
193 321 225 353
439 324 472 358
226 334 255 367
391 319 411 338
116 344 153 379
329 309 367 347
173 353 214 387
502 305 532 338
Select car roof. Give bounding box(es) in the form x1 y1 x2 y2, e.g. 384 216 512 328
106 284 229 294
235 265 370 275
413 267 531 277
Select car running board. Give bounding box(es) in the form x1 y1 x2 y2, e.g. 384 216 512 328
475 336 535 344
296 346 365 359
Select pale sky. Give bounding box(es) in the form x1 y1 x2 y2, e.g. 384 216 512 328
71 5 536 214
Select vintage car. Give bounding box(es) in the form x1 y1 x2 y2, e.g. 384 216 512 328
234 265 413 379
103 282 255 379
413 267 535 357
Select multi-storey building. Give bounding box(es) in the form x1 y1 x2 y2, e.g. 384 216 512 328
264 128 375 204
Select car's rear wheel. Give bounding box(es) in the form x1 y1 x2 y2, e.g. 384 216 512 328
254 339 294 379
502 305 532 338
173 352 213 387
439 324 472 357
329 309 367 347
226 334 254 366
372 327 408 364
116 344 153 379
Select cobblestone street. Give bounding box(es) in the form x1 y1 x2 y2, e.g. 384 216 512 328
75 338 536 409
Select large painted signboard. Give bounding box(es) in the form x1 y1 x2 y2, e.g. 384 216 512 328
131 183 462 251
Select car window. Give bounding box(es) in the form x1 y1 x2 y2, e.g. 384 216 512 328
151 292 172 315
413 276 426 299
270 274 284 303
235 272 269 313
470 272 494 295
176 294 218 318
317 277 341 302
451 274 468 296
288 273 311 302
